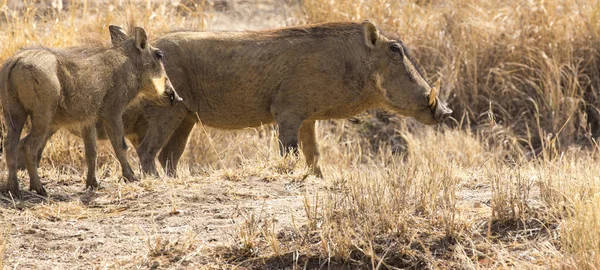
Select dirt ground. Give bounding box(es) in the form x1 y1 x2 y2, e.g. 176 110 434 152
0 149 498 269
0 169 324 269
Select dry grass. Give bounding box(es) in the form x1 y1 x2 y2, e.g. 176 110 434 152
0 0 599 269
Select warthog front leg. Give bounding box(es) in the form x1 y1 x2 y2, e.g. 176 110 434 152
82 125 98 188
102 116 137 182
3 108 27 198
158 113 196 177
299 120 323 177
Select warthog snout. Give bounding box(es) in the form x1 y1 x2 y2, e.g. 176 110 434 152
434 101 452 123
164 79 183 105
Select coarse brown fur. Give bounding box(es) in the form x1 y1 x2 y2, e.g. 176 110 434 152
136 21 451 177
0 26 181 198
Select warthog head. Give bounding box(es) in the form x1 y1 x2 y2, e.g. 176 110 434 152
362 21 452 125
109 25 182 106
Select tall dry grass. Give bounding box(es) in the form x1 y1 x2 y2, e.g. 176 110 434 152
223 122 570 268
0 0 599 268
0 0 209 60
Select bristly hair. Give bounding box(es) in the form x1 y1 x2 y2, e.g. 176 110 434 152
25 45 111 57
267 22 363 39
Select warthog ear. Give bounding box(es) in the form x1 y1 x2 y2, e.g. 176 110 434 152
362 20 380 49
135 27 148 51
109 25 129 46
429 80 440 107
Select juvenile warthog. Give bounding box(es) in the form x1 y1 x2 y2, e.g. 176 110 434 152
0 25 181 197
135 21 451 177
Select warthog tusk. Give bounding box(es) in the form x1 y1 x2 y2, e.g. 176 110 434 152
429 80 440 107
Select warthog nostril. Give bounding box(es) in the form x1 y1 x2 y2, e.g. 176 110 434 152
169 92 183 105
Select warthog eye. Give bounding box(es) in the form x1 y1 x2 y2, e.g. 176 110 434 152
155 50 164 60
390 44 402 53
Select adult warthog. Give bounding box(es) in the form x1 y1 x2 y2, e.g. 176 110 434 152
135 21 451 177
0 25 182 198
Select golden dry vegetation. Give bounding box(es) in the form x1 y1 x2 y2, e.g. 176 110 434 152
1 0 600 269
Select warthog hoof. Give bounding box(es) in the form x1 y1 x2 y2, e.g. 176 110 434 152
30 185 47 197
312 166 323 178
6 183 22 199
122 174 139 183
86 178 99 189
141 163 159 177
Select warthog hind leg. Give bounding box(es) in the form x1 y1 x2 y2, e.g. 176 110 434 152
158 113 196 177
138 105 188 176
17 129 55 170
3 106 27 198
24 114 51 197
